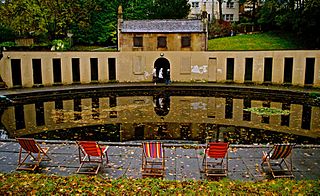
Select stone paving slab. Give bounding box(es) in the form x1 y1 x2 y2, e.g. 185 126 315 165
0 141 319 181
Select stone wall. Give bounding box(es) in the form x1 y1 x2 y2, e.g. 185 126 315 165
0 50 319 88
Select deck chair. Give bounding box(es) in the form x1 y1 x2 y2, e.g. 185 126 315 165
261 144 294 178
202 142 229 177
16 138 51 171
142 142 165 178
76 141 109 175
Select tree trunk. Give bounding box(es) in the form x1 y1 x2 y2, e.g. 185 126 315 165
218 0 223 20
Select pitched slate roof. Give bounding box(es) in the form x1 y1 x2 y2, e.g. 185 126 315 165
121 19 204 33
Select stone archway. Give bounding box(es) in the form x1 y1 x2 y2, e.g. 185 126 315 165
154 57 170 84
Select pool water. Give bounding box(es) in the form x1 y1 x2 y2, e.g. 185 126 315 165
1 90 319 144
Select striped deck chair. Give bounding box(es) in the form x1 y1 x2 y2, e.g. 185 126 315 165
202 142 229 177
142 142 165 178
261 144 294 178
76 141 109 175
16 138 51 171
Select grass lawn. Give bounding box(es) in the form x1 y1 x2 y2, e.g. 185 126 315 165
208 31 305 51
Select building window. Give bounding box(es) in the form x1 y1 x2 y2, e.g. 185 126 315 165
133 37 143 47
192 2 199 8
157 36 167 48
181 36 191 47
223 14 234 21
226 2 234 8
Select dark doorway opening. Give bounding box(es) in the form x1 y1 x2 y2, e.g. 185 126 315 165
72 58 80 84
134 124 145 140
109 96 117 118
264 58 273 83
304 58 315 85
52 58 62 84
226 58 234 81
108 58 116 81
284 58 293 84
32 59 42 86
154 57 170 84
11 59 22 87
35 102 45 126
301 105 311 130
15 105 25 129
225 97 233 119
244 58 253 82
90 58 98 82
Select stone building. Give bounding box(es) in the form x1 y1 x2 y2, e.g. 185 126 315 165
117 6 208 52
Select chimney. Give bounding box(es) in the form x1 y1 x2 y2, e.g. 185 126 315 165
117 5 123 51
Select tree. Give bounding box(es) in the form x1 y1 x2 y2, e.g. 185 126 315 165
0 0 191 45
217 0 223 20
149 0 190 19
239 0 262 23
0 0 91 41
258 0 320 48
0 24 15 43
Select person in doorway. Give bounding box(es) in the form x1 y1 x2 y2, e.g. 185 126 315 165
152 68 157 85
165 68 171 85
158 68 164 83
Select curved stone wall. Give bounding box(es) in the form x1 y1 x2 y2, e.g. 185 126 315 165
0 50 319 88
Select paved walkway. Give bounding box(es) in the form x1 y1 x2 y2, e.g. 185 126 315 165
0 83 319 180
0 140 319 181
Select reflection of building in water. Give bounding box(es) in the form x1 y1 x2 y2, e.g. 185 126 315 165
153 93 170 116
1 95 320 143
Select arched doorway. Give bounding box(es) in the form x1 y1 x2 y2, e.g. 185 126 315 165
154 57 170 84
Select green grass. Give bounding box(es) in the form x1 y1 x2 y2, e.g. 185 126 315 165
70 45 117 51
1 173 319 195
208 32 305 51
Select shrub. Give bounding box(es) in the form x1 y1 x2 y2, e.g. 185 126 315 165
208 20 233 39
0 41 16 47
0 24 16 43
51 39 71 51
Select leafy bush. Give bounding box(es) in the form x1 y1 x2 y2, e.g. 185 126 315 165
0 42 16 47
208 20 233 39
51 39 71 51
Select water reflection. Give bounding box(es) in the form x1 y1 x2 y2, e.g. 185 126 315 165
153 93 170 116
1 91 319 144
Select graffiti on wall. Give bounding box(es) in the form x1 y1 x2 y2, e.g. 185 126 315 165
191 65 208 74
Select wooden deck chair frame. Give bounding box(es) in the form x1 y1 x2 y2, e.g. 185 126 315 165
261 144 294 178
142 142 165 178
76 141 109 175
202 142 229 177
16 138 51 171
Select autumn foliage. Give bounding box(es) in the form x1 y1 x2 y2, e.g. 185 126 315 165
1 173 319 195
